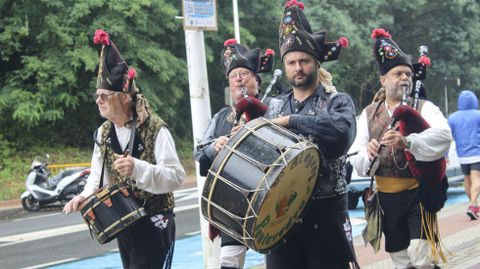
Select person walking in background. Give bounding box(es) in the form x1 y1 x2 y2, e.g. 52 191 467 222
448 90 480 220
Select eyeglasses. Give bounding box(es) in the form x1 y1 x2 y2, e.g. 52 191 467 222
92 92 117 102
228 70 252 81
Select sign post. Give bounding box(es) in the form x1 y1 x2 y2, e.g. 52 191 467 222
182 1 220 268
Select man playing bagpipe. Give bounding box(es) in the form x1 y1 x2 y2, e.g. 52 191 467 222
349 28 452 269
193 38 274 269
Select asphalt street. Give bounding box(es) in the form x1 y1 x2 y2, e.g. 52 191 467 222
0 187 200 269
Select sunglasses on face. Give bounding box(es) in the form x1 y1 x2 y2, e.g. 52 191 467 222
92 92 117 102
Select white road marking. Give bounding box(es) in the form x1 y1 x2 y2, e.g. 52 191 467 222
174 204 199 212
13 212 62 222
176 192 198 202
18 258 79 269
0 224 88 247
1 203 200 247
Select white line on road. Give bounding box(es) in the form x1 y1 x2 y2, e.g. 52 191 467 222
0 224 88 248
1 203 199 248
174 203 199 212
13 212 62 222
19 258 79 269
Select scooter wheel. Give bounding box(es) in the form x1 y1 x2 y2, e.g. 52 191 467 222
22 195 40 212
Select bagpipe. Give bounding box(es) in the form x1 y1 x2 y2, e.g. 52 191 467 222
392 46 448 214
393 47 448 263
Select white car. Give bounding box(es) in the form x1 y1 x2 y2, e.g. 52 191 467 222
346 141 464 209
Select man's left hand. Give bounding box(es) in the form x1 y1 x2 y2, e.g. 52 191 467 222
114 153 135 176
271 116 290 127
381 129 407 149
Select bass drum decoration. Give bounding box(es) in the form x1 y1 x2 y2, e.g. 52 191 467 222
201 117 320 253
80 182 147 244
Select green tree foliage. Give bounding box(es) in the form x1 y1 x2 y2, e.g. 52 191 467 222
0 0 188 150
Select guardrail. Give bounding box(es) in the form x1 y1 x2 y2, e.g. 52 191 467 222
47 163 91 175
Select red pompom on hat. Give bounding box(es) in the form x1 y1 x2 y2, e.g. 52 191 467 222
128 68 136 80
264 48 275 56
93 29 111 46
285 0 305 10
418 55 431 67
371 28 392 40
223 39 237 47
336 37 349 48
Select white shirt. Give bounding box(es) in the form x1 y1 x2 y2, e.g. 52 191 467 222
81 124 186 198
349 100 452 177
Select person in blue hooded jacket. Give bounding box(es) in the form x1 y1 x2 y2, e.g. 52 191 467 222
448 90 480 220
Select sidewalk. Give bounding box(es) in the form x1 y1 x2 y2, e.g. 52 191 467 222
250 201 480 269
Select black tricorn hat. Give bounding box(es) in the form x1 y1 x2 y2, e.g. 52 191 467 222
371 28 413 75
221 39 275 78
94 29 137 93
279 0 349 62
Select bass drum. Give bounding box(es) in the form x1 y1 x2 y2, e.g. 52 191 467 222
201 117 320 253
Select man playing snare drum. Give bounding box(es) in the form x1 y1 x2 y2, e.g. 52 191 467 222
263 1 358 268
193 38 274 269
63 29 185 269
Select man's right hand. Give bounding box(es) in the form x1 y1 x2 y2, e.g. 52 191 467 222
367 139 380 161
214 136 229 153
63 195 86 214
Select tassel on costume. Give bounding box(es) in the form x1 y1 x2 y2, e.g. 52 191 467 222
420 203 449 264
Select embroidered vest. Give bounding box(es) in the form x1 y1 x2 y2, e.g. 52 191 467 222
99 115 175 215
365 98 425 178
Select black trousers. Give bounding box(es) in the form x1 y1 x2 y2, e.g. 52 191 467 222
117 211 175 269
266 194 359 269
378 188 426 252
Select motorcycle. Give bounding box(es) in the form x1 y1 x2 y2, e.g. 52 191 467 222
20 155 90 212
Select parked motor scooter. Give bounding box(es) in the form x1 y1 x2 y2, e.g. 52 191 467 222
20 155 90 212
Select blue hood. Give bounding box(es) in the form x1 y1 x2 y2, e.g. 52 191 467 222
458 90 478 110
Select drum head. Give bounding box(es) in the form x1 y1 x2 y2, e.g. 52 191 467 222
251 143 319 252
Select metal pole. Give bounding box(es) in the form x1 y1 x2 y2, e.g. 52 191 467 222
233 0 241 42
184 29 220 268
444 84 448 115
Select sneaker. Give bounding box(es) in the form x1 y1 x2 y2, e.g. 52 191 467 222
467 205 479 220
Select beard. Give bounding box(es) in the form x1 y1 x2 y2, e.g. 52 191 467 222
386 84 411 102
289 70 317 90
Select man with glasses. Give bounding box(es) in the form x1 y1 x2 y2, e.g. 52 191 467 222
193 38 274 269
63 29 185 268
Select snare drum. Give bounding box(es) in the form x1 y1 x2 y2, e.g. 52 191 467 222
80 182 147 244
201 117 320 253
